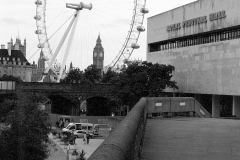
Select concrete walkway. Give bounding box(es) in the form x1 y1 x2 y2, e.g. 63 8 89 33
47 134 104 160
141 117 240 160
47 141 67 160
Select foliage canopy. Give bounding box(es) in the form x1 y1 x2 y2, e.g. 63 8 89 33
0 93 53 160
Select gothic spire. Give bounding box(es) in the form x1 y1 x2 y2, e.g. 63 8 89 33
97 33 101 43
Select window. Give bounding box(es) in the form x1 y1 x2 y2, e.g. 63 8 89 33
149 26 240 52
88 126 93 130
82 125 87 130
69 126 75 130
76 124 82 130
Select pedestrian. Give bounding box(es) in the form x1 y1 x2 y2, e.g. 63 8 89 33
59 120 62 129
86 132 90 144
56 121 59 128
83 132 87 144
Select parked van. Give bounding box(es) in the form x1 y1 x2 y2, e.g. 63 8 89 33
62 123 99 135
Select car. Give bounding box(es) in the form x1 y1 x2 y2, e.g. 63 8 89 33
62 123 99 136
73 130 94 139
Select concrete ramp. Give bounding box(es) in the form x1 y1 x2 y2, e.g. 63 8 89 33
141 117 240 160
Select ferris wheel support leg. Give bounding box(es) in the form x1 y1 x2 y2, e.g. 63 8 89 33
40 13 77 82
58 11 80 82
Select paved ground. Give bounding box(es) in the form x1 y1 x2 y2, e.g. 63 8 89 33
141 117 240 160
48 134 104 160
47 128 109 160
47 141 67 160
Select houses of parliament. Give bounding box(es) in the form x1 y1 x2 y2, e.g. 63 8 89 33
0 35 104 82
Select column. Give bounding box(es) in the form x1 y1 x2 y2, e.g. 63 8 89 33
233 96 240 118
172 92 176 97
212 95 220 118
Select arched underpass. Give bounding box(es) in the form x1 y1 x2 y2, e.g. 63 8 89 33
48 95 76 115
86 96 117 116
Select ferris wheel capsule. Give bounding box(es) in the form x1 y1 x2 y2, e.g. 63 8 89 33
140 8 149 14
35 0 42 5
131 43 140 49
38 44 44 48
35 30 42 34
34 15 41 20
137 26 145 32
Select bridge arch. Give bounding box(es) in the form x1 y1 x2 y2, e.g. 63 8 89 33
85 96 118 116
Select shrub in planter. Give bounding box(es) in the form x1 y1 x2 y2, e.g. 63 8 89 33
76 150 86 160
51 129 58 136
72 150 78 156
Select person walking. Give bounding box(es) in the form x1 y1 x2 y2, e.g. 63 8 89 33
59 120 63 129
86 132 90 144
83 132 87 144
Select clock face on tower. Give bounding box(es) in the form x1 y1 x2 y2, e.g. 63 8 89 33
100 52 103 57
94 52 97 57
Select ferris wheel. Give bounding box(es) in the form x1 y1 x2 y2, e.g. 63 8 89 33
34 0 148 82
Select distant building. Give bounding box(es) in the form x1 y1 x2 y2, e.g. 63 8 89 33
31 51 52 82
104 59 143 73
0 47 32 82
93 34 104 70
8 37 26 57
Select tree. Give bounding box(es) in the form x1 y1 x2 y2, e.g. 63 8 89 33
0 93 53 160
0 98 17 122
113 61 178 109
61 68 90 84
0 74 23 82
84 65 102 83
101 68 119 83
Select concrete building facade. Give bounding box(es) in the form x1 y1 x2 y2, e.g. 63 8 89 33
147 0 240 117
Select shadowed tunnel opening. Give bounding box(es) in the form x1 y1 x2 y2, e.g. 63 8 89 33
86 96 117 116
49 95 76 115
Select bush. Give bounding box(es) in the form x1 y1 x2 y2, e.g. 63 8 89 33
76 150 86 160
51 129 58 136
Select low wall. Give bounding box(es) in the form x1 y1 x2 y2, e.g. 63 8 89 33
88 98 148 160
147 97 211 118
49 114 110 126
107 116 124 129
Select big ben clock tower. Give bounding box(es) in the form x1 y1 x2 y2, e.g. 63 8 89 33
93 34 104 70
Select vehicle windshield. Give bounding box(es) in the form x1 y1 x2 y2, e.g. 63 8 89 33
66 124 73 129
94 125 99 131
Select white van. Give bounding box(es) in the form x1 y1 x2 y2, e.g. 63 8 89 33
62 123 99 135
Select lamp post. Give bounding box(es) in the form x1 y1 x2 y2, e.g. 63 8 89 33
78 96 82 116
66 144 70 160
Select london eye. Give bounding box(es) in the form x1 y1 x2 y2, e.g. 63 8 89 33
34 0 148 82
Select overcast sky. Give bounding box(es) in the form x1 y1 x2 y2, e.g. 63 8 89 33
0 0 196 70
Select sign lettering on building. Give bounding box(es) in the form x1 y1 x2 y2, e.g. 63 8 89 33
209 11 226 21
166 10 226 32
182 16 207 28
167 23 181 32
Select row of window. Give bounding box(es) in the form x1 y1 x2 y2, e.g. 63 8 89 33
149 27 240 52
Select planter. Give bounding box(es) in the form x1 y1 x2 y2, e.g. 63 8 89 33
71 155 77 160
64 144 69 149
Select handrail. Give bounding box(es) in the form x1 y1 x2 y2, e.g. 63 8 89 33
88 98 148 160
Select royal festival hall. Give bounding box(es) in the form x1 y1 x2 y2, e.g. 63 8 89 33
147 0 240 118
